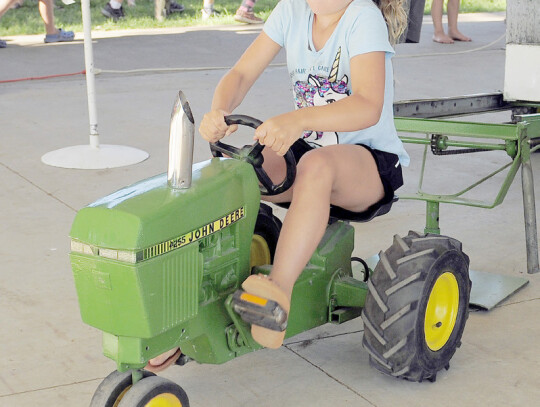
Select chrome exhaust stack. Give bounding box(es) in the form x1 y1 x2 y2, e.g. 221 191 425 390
168 91 195 189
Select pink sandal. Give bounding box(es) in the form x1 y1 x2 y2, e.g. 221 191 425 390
144 348 182 373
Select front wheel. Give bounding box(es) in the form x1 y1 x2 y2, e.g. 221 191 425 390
361 231 471 382
90 370 156 407
117 376 189 407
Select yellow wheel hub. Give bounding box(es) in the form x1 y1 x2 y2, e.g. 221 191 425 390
145 393 183 407
250 234 271 269
113 386 131 407
424 272 459 351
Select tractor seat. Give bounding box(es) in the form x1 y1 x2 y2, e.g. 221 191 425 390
275 195 398 223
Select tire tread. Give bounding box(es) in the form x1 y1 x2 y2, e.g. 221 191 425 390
362 231 471 382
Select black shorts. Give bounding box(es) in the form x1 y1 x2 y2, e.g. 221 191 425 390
284 139 403 221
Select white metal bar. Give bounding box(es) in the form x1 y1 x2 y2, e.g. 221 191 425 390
81 0 100 149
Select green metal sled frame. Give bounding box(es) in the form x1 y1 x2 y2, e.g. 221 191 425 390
393 93 539 275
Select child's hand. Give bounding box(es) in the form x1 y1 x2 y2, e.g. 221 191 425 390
255 112 303 156
199 109 238 143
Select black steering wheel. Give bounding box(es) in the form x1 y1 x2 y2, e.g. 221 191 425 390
209 114 297 196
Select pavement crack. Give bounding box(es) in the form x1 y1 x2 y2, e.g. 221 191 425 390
0 162 77 213
0 378 103 398
284 345 377 407
285 329 364 346
496 297 540 308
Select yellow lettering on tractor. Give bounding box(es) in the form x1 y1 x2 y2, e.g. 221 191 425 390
141 206 246 262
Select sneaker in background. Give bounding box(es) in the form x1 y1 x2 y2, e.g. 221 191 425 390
101 2 125 21
167 1 185 14
201 7 219 20
44 28 75 43
234 9 263 24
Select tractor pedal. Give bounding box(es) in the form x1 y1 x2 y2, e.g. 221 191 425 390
232 290 288 332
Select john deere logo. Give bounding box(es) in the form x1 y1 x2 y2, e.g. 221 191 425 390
142 207 245 261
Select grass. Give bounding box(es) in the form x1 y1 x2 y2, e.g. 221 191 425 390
424 0 506 14
0 0 279 36
1 0 506 37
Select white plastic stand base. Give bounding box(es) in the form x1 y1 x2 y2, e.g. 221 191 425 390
41 144 149 169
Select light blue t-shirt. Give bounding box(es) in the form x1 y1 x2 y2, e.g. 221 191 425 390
263 0 409 166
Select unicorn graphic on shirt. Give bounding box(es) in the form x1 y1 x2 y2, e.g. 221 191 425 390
294 47 350 147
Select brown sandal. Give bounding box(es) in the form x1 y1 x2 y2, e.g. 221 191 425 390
144 348 182 373
241 274 290 349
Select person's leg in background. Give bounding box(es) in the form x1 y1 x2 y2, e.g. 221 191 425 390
235 0 262 24
447 0 471 41
39 0 75 43
0 0 19 17
39 0 57 35
431 0 454 43
1 0 30 47
202 0 218 19
0 0 17 47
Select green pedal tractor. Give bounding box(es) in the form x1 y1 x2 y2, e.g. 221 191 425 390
71 92 471 406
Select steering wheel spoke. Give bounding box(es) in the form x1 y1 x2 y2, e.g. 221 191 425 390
209 114 296 196
254 166 275 195
211 141 243 159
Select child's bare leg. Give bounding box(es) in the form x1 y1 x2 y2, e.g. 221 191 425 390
268 145 384 299
431 0 454 44
447 0 471 41
240 144 384 349
268 161 331 298
246 145 383 348
258 147 295 203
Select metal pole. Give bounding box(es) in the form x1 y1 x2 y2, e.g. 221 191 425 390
81 0 100 149
425 201 440 235
41 1 149 169
521 146 539 274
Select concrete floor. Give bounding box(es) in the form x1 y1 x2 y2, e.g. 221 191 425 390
1 12 539 407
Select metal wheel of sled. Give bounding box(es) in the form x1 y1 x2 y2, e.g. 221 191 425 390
250 203 282 269
117 376 189 407
361 231 471 382
90 370 156 407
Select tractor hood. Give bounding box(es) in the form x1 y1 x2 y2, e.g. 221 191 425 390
70 158 260 254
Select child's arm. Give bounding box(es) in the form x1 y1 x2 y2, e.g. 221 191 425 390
255 52 386 156
199 32 282 143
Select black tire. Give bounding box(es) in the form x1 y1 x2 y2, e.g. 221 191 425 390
90 370 156 407
362 231 471 382
250 203 282 268
117 376 190 407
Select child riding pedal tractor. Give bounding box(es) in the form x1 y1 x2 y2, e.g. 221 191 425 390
70 91 471 406
70 1 472 405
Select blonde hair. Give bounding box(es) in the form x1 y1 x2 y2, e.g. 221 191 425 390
373 0 408 45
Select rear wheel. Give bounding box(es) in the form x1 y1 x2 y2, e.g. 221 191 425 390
362 231 471 382
250 203 282 269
